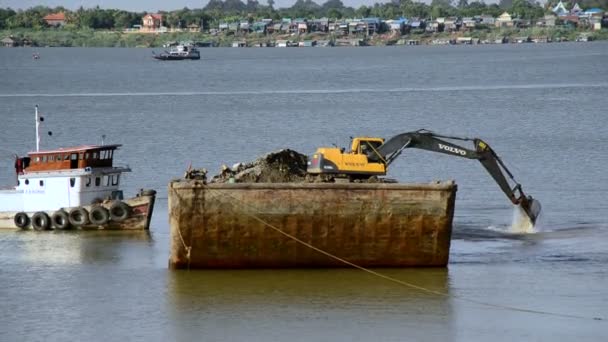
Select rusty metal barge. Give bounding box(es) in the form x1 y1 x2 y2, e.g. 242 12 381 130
169 180 456 269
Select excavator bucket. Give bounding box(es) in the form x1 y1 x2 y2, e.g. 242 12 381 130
511 197 542 233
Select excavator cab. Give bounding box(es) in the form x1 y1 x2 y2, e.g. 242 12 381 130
307 137 386 177
350 137 384 161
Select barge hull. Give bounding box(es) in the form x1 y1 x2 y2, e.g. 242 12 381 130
169 181 456 269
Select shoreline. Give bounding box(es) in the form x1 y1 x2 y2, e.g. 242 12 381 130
2 28 607 48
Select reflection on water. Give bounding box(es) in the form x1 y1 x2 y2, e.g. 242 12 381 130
166 268 454 341
1 230 153 266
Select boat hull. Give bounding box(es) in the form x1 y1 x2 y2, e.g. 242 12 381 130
153 55 200 60
0 189 156 230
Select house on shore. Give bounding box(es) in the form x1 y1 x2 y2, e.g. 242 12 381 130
187 24 201 32
552 1 568 16
43 12 66 27
141 13 163 32
536 15 557 27
2 36 18 47
495 12 514 28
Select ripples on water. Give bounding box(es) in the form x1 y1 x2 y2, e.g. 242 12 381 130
1 44 607 341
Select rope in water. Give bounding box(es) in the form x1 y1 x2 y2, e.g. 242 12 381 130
179 186 604 321
175 222 192 269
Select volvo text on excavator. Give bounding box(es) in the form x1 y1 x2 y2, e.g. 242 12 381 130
307 129 541 229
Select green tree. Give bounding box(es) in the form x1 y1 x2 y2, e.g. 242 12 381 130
0 8 16 29
510 0 544 19
355 5 371 17
499 0 513 9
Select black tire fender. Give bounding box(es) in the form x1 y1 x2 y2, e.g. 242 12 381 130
109 201 131 222
14 212 30 229
32 212 51 231
51 210 71 230
69 207 89 227
89 205 109 226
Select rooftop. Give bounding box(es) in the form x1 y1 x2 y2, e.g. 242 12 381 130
29 144 121 155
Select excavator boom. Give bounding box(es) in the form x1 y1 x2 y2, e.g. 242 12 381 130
307 129 541 229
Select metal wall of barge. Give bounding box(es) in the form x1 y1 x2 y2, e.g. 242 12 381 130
168 181 457 269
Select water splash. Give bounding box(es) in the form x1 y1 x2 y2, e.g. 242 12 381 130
510 204 537 234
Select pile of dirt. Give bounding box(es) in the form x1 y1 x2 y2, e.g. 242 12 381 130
184 148 399 184
210 149 309 183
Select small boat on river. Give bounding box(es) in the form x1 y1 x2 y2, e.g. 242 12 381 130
153 44 200 60
0 106 156 230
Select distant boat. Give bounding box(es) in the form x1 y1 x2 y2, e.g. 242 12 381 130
153 44 200 60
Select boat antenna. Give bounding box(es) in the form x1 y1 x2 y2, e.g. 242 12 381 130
101 134 106 145
35 105 52 151
35 105 41 152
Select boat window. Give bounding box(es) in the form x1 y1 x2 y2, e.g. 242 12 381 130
92 152 98 160
85 153 89 160
79 153 84 160
17 180 20 186
109 150 113 159
103 175 109 186
57 154 61 161
71 154 78 160
42 155 47 162
86 177 91 187
95 177 100 186
49 155 54 162
25 179 29 185
70 178 75 187
35 157 40 162
40 180 44 186
64 154 69 160
112 174 119 186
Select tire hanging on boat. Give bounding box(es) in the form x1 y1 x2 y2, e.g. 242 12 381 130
32 212 51 231
69 207 89 227
51 210 70 230
89 206 109 226
14 212 30 229
109 201 130 222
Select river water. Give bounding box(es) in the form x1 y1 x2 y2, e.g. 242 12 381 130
1 43 607 341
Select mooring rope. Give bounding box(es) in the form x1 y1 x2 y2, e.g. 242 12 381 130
173 192 192 269
175 222 192 269
199 187 603 322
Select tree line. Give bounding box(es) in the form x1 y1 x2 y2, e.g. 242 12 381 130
1 0 606 30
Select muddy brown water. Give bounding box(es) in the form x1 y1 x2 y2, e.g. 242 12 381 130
1 44 608 341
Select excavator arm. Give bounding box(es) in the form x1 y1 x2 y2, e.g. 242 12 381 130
372 129 541 227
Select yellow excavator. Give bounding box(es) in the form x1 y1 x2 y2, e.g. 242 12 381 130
307 129 541 227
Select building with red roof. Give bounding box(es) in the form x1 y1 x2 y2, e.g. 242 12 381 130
43 12 66 27
142 13 163 32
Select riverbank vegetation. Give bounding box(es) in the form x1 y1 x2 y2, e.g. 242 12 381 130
1 0 606 47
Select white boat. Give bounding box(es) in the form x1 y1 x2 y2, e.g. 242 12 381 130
153 44 200 60
0 106 156 230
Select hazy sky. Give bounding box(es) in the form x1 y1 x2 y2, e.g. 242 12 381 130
0 0 399 12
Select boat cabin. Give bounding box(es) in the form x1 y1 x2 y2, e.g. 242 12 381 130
5 144 130 212
18 145 121 174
